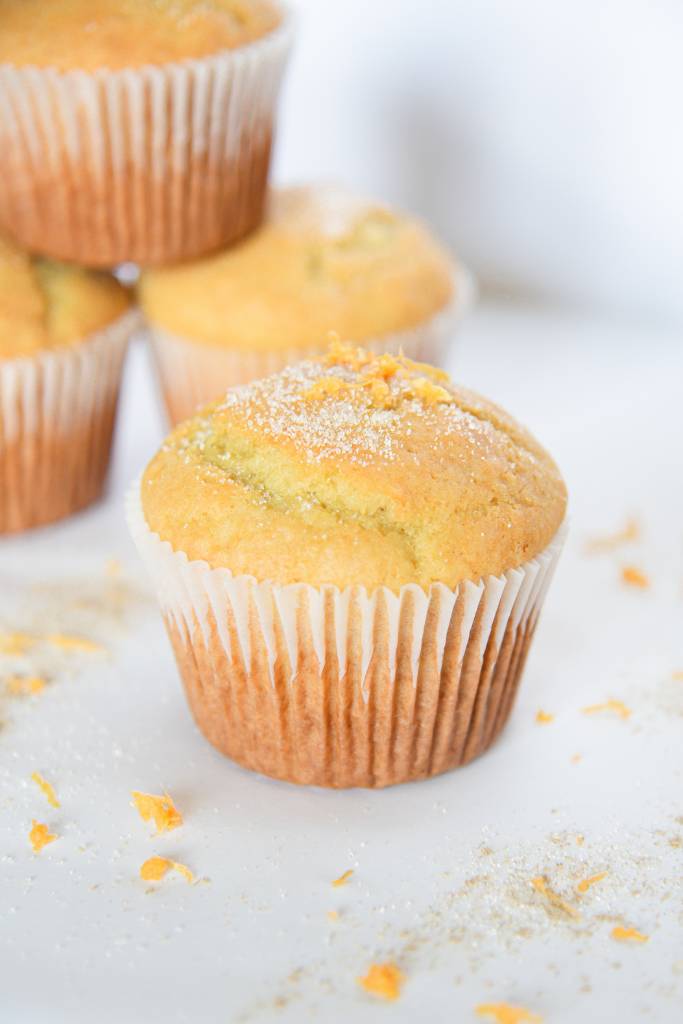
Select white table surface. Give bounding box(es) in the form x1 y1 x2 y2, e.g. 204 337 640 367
1 302 681 1024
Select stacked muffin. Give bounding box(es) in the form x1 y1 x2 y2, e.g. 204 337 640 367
0 0 292 532
0 2 568 789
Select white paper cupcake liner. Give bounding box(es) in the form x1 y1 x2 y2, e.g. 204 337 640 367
0 8 293 266
147 263 475 424
0 310 138 533
127 481 566 788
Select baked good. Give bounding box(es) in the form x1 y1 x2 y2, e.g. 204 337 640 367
0 0 292 266
139 184 470 423
130 344 567 787
0 235 135 532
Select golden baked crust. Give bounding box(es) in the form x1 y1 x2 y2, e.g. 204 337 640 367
0 0 281 72
138 185 455 352
142 345 567 591
0 237 130 359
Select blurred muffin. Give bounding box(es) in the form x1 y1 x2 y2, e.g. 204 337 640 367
140 184 471 423
129 343 566 787
0 0 292 266
0 236 135 533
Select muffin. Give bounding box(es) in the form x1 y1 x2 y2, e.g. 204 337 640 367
128 343 567 788
0 0 292 267
0 236 135 533
139 184 472 424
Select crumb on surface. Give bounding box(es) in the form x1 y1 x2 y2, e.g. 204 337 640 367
6 675 46 696
611 926 648 943
570 753 582 764
140 856 194 884
358 962 404 1001
476 1004 542 1024
620 565 649 589
0 632 34 655
576 871 607 894
535 710 554 724
31 771 60 808
531 876 580 919
672 670 683 681
131 791 183 833
29 820 57 853
584 518 640 554
47 633 104 653
582 699 631 720
331 869 354 888
327 910 339 922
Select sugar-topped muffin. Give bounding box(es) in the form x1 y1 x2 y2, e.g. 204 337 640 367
140 184 469 423
0 237 130 360
133 344 566 788
0 0 282 72
0 1 291 266
142 343 565 592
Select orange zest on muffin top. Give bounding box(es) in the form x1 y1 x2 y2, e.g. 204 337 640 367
142 346 567 592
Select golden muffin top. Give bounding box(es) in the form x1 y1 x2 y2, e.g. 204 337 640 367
142 344 567 592
0 0 282 73
138 185 456 352
0 237 130 359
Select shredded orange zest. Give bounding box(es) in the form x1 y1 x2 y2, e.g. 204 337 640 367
582 699 631 720
535 710 554 724
327 910 339 922
575 835 585 846
363 378 396 409
358 962 404 1001
611 926 648 943
324 339 373 371
577 871 607 894
131 791 183 833
621 566 649 589
476 1004 542 1024
332 869 354 888
406 376 454 406
6 675 46 696
302 376 351 401
531 876 580 919
31 772 60 809
584 518 640 554
368 353 403 381
140 856 194 883
396 353 450 383
0 632 34 655
29 820 57 853
47 633 104 653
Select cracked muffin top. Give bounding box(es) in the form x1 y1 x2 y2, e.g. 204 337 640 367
138 185 457 352
142 343 567 592
0 235 130 359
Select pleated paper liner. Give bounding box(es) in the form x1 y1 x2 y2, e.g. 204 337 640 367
0 310 138 534
148 265 475 425
0 9 293 267
128 482 566 788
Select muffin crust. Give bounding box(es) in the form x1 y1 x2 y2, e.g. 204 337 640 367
139 185 456 352
0 237 130 359
0 0 281 72
142 345 567 591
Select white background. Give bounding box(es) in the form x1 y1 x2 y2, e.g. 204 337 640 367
1 4 682 1022
277 0 683 328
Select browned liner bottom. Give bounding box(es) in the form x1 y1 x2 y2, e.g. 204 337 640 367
0 131 272 268
164 588 539 789
0 400 119 534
